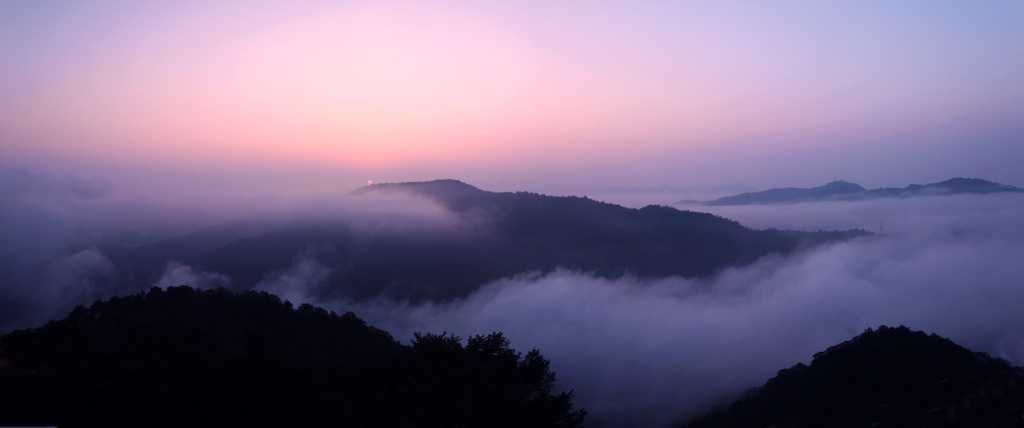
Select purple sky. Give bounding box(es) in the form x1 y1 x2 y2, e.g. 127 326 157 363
2 1 1023 197
3 5 1024 423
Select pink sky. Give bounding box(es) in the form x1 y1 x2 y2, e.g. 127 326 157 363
2 1 1023 195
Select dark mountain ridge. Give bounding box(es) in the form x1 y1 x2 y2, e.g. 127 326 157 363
104 180 869 303
682 325 1024 428
703 178 1022 206
597 183 759 195
5 288 1023 428
0 286 585 427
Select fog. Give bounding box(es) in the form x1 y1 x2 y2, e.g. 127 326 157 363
286 193 1024 427
3 167 1024 427
0 167 451 332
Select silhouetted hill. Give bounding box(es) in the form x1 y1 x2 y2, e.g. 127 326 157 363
681 326 1024 428
597 183 759 195
105 180 869 303
704 181 866 206
0 286 585 428
703 178 1022 206
867 178 1024 198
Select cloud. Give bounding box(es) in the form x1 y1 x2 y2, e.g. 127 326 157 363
0 248 114 333
40 248 116 304
153 261 231 290
0 168 226 334
695 192 1024 241
0 167 112 200
0 167 452 334
300 193 1024 427
3 166 1023 427
254 247 332 305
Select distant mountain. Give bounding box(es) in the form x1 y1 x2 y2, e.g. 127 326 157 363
702 178 1022 206
866 177 1023 198
599 183 759 195
681 325 1024 428
105 180 868 303
703 180 866 206
0 286 585 427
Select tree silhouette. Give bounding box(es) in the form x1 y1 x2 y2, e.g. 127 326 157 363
0 286 586 428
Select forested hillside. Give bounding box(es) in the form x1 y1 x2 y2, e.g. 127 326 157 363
0 286 585 428
682 326 1024 428
102 180 868 303
704 178 1022 205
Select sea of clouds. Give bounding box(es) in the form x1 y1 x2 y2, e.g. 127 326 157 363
262 193 1024 427
3 166 1023 427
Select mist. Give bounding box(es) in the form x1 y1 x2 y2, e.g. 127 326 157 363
3 167 1023 427
0 167 452 332
272 192 1024 427
6 0 1024 425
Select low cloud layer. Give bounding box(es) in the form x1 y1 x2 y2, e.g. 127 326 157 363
0 167 112 200
153 261 232 290
3 167 1023 427
0 168 449 332
292 193 1024 427
254 246 333 304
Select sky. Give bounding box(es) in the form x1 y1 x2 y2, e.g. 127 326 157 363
2 0 1024 197
4 4 1024 425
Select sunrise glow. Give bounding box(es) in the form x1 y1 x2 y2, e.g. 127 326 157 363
2 1 1022 192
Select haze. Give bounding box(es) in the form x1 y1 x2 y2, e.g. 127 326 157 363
3 1 1024 196
3 2 1024 427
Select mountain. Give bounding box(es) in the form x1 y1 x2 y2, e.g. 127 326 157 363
867 177 1024 198
0 286 586 428
681 326 1024 428
703 178 1022 206
702 180 866 206
7 289 1023 428
104 180 869 303
597 183 759 195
